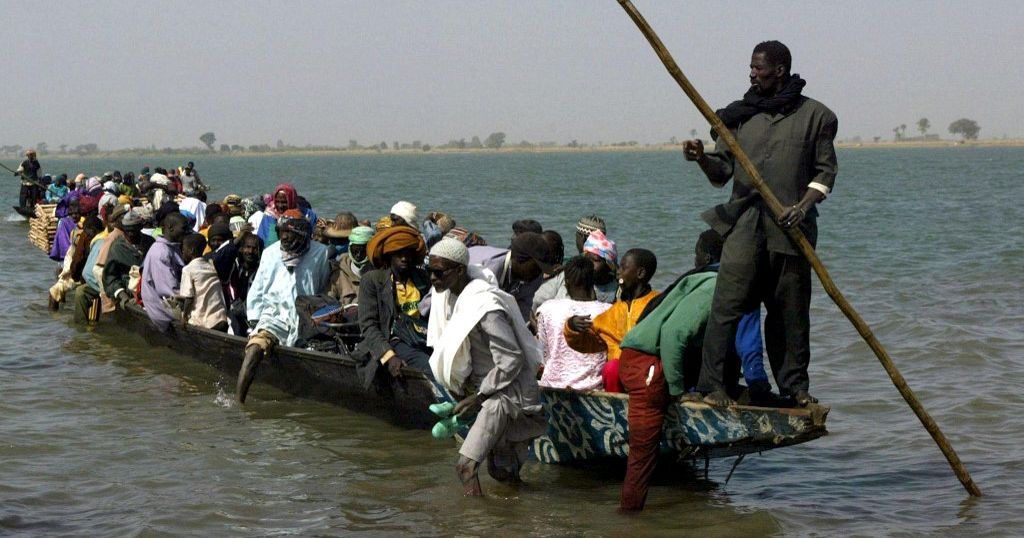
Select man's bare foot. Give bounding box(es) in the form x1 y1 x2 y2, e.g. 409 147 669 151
457 457 483 496
680 392 704 403
793 390 818 407
703 389 735 407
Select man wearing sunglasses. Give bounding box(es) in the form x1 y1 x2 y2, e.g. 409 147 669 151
426 238 546 497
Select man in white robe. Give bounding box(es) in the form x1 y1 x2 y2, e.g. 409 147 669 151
427 238 547 496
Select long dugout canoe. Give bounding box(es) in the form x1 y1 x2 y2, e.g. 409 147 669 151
112 303 829 462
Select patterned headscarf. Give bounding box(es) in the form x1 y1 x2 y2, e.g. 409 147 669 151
278 209 311 268
266 183 298 219
583 230 617 269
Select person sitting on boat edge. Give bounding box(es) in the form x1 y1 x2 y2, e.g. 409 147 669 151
537 256 612 391
564 247 659 392
176 234 229 332
328 225 374 308
101 209 145 311
140 211 189 332
72 210 114 324
49 215 104 311
50 198 80 262
426 238 547 496
355 225 434 385
208 228 263 336
616 230 774 512
469 231 553 324
237 210 330 402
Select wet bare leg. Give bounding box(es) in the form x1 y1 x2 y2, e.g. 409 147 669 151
237 345 264 404
456 455 483 496
487 446 524 484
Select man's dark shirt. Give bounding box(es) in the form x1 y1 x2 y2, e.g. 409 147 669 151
19 159 41 182
700 96 838 255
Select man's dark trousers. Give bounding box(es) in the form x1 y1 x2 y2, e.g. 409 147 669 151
697 211 812 397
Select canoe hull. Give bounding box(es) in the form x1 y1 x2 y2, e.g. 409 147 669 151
532 388 828 464
112 304 828 462
114 304 440 428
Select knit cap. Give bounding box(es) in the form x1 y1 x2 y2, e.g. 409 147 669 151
429 237 469 266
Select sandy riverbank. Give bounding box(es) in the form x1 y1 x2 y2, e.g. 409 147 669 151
7 138 1023 161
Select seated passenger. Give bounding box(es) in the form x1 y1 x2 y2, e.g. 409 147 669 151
537 257 612 391
46 174 69 203
616 230 771 511
72 216 112 324
426 238 547 496
208 231 263 336
328 225 374 307
49 199 80 261
469 231 552 323
238 210 330 402
50 215 103 311
574 214 606 254
256 183 299 247
356 225 433 383
564 248 659 392
178 233 229 331
532 229 618 314
140 211 188 332
101 209 145 309
389 200 418 230
323 211 358 260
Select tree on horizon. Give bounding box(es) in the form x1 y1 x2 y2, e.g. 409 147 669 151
948 119 980 140
199 132 216 151
917 118 930 136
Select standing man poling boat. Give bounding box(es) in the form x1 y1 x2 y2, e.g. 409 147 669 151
14 148 42 209
682 40 838 407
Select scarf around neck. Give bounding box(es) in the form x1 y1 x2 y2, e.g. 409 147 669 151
712 74 806 138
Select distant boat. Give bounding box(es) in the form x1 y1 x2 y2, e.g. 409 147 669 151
13 205 36 219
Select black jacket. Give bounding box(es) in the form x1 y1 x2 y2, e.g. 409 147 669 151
356 267 431 363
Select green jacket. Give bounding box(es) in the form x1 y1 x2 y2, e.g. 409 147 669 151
620 271 717 396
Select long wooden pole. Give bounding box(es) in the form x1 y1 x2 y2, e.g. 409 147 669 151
615 0 981 497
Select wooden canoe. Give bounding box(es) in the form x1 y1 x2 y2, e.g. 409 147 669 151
111 303 829 462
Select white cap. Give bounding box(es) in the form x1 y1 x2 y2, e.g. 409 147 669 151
429 237 469 266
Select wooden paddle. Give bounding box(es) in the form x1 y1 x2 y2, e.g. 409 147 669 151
615 0 981 497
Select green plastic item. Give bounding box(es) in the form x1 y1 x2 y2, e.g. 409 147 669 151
429 401 456 418
431 415 459 439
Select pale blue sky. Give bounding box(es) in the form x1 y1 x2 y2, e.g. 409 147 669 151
2 0 1020 148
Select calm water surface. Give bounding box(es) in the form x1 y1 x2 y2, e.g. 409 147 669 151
1 148 1022 536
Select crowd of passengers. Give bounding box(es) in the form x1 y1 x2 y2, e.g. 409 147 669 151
42 163 785 501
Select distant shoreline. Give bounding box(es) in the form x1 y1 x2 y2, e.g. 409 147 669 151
7 138 1023 161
